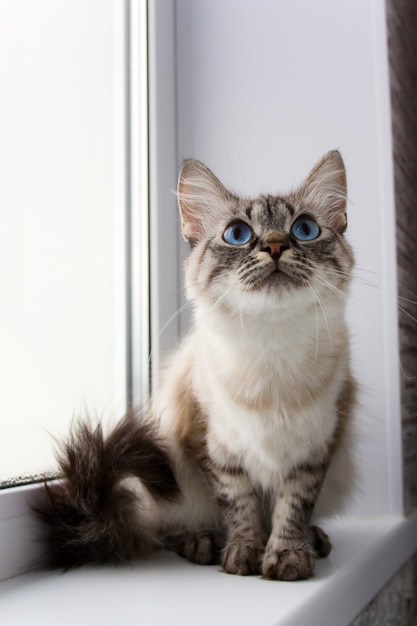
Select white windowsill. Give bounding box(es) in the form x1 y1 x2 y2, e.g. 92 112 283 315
1 491 416 626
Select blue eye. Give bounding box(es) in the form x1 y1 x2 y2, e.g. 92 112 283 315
291 217 320 241
223 222 253 245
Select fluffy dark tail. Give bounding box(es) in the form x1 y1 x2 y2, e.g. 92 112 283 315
34 412 180 569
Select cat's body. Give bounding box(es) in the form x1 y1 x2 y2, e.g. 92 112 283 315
37 151 355 580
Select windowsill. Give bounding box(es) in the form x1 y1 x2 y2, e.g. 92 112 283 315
1 511 416 626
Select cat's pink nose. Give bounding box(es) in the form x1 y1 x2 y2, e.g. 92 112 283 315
263 241 288 260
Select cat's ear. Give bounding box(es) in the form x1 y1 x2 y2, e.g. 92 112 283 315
296 150 347 233
177 160 235 244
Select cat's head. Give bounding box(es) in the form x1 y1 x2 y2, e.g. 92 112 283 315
177 151 354 317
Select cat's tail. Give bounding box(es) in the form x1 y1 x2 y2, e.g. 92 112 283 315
34 411 180 569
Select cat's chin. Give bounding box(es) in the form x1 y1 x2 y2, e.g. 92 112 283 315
245 266 304 297
230 281 313 320
260 268 299 290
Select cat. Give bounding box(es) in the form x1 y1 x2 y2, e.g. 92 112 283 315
36 150 356 581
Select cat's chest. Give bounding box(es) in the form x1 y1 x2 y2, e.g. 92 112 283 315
198 316 330 412
196 323 342 489
188 309 346 488
205 377 337 490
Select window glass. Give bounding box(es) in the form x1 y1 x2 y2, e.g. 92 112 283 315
0 0 139 485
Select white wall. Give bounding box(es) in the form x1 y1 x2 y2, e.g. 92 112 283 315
175 0 402 516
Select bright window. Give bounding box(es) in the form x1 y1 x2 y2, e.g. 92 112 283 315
0 0 149 485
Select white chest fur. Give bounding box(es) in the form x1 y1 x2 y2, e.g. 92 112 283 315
192 303 347 492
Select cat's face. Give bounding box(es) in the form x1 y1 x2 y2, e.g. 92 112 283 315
177 151 354 317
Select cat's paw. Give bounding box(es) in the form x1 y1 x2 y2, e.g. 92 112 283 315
221 541 263 576
170 530 223 565
261 546 315 581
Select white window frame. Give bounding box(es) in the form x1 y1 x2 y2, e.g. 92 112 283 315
0 2 416 624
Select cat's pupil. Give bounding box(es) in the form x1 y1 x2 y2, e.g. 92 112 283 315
301 222 311 236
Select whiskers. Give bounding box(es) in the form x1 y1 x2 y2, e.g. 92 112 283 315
312 271 350 304
151 254 417 384
311 265 417 381
304 279 332 362
148 298 193 365
237 256 271 287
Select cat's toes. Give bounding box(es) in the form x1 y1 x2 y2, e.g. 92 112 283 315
221 541 262 576
170 530 222 565
262 547 315 581
311 525 332 558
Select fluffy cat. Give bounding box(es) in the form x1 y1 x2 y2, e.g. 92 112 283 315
37 150 355 581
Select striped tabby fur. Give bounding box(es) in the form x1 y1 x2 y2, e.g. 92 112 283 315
37 151 355 580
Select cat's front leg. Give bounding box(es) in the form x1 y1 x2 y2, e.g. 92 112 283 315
262 461 331 581
210 465 266 576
